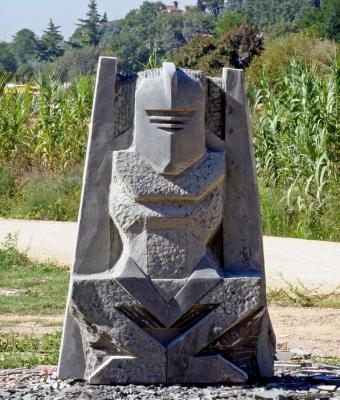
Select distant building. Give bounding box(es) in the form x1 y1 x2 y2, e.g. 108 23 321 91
167 1 183 14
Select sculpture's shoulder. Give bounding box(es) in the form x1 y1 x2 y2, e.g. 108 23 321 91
112 150 225 201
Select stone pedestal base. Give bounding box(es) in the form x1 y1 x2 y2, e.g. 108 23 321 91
67 273 274 384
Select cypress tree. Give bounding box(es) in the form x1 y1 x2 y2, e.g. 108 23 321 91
197 0 207 12
77 0 101 46
101 12 108 24
40 19 64 61
197 0 225 17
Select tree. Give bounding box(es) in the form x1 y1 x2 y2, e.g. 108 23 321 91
98 20 121 50
98 11 110 42
11 29 39 63
197 0 206 12
300 0 340 41
172 35 215 69
172 22 263 75
101 12 108 25
158 13 186 54
76 0 102 46
219 23 263 68
40 19 64 61
182 8 214 41
106 2 167 73
225 0 317 35
197 0 225 18
213 11 247 37
15 63 35 80
0 42 17 73
44 46 100 81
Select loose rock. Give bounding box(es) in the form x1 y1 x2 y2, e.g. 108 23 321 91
0 362 339 399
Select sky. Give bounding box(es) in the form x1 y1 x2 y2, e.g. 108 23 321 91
0 0 197 42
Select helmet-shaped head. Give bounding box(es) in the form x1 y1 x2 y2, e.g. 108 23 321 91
134 62 206 176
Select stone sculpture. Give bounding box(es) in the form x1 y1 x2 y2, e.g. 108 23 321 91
58 57 275 384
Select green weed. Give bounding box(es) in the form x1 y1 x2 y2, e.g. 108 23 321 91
0 332 61 369
0 235 69 314
312 357 340 367
267 276 340 308
247 31 338 87
0 167 82 221
260 182 340 241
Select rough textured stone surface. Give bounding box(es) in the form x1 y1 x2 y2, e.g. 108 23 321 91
112 149 225 201
59 60 275 384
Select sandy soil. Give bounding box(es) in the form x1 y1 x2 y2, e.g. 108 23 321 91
269 306 340 358
0 315 63 335
0 217 339 291
1 307 339 358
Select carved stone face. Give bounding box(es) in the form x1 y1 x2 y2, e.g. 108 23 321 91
134 63 206 176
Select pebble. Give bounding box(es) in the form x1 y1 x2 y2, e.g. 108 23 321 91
275 352 294 362
254 390 287 399
0 363 339 400
290 348 313 358
318 385 338 392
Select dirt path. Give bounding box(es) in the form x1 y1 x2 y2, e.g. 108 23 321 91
0 315 63 335
270 306 340 358
0 217 339 291
1 307 339 358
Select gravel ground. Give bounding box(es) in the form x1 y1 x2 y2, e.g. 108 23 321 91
1 363 340 400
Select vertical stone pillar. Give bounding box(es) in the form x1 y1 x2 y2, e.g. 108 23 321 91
223 68 264 274
58 57 117 379
222 68 275 377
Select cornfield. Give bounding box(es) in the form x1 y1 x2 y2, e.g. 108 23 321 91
253 57 339 216
0 59 339 239
0 73 94 171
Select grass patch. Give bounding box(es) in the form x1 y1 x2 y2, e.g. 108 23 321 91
267 277 340 308
0 237 65 369
0 234 69 315
0 332 61 369
313 357 340 367
0 166 81 221
260 182 340 242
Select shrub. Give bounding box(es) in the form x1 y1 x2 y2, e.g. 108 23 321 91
0 167 82 221
172 22 263 76
43 46 100 81
246 31 338 87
